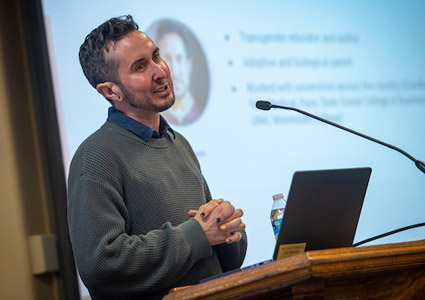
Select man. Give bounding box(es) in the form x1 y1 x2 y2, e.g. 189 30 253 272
68 15 247 300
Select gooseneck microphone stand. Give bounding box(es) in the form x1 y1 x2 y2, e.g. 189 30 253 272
255 100 425 174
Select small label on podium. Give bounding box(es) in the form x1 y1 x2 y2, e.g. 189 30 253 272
276 242 307 260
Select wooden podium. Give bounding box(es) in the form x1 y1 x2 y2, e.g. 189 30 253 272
164 240 425 300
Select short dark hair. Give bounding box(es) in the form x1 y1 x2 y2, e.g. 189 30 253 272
79 15 138 90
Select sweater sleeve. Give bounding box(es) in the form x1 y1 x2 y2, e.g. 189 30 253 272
67 173 213 296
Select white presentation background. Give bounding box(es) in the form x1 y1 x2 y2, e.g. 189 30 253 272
42 1 425 297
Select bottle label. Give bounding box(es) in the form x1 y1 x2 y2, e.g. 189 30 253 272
272 217 282 238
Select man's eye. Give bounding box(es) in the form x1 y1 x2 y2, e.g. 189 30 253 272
136 64 145 70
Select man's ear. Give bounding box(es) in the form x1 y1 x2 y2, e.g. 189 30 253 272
96 82 123 102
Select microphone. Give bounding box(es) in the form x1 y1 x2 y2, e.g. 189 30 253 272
255 100 272 111
255 100 425 174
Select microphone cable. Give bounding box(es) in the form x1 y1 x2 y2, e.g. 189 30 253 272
353 222 425 247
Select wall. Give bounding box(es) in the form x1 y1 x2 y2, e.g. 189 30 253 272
0 1 78 299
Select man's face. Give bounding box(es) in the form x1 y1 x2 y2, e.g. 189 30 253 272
157 33 191 99
106 31 175 112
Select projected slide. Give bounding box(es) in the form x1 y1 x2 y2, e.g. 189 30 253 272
42 0 425 297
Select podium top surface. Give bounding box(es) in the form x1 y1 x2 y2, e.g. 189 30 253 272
164 239 425 300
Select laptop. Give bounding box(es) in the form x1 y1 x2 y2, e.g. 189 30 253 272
273 167 372 260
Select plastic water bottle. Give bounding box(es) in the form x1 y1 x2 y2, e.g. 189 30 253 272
270 193 286 239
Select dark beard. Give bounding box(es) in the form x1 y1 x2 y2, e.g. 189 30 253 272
120 83 175 112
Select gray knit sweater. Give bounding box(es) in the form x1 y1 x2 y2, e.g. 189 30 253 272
67 122 247 300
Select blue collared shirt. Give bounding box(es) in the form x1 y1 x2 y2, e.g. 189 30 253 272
107 106 175 142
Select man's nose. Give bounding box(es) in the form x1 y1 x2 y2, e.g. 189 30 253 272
152 63 167 81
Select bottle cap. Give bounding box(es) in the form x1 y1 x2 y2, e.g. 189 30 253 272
272 193 284 201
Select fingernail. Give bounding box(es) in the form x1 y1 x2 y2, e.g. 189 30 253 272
200 212 205 217
216 218 221 223
220 225 226 230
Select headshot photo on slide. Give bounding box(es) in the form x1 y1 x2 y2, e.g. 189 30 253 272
146 19 210 126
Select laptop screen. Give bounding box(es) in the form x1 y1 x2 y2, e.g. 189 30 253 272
273 167 372 260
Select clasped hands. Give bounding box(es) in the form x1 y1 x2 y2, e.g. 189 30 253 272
188 199 245 246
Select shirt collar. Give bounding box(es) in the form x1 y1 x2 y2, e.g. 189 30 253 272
107 106 175 142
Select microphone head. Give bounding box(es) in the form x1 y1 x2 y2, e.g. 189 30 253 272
256 100 272 111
